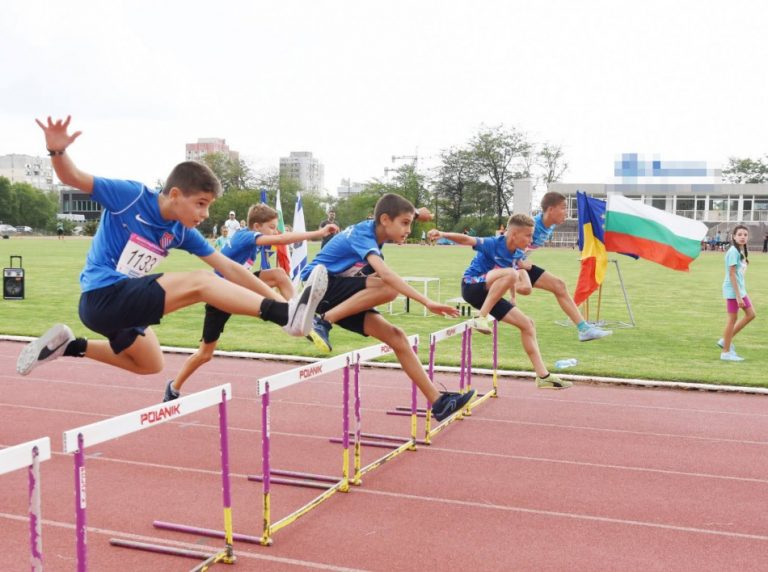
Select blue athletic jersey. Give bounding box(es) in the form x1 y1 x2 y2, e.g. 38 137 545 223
80 177 214 292
217 230 262 276
463 235 524 283
302 219 381 280
513 213 555 259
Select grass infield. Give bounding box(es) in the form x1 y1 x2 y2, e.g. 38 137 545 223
0 237 763 387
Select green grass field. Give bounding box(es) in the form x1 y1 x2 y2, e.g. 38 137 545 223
0 237 764 386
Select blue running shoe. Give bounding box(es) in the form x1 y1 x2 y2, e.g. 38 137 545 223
431 390 476 421
310 317 333 353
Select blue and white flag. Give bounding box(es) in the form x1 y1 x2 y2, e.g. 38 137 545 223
290 193 308 287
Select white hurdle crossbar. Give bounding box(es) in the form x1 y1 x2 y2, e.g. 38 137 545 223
0 437 51 571
62 384 233 572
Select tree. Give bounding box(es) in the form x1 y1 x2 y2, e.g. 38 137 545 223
470 125 532 226
200 153 255 193
432 147 481 229
722 156 768 184
538 143 569 184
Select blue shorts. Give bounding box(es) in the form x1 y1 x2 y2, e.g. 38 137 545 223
461 281 515 321
79 274 166 354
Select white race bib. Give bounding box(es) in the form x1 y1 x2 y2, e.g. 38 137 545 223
116 233 167 277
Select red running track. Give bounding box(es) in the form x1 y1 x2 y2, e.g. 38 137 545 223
1 339 768 571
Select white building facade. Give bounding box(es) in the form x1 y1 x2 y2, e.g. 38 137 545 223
279 151 324 193
0 154 55 191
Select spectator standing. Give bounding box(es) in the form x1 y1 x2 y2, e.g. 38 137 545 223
223 211 240 237
319 210 338 249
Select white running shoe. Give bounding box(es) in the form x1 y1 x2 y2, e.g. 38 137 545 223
17 324 75 376
283 265 328 336
720 351 744 362
470 315 493 335
578 325 613 342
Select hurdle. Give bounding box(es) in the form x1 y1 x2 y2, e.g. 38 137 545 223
347 337 421 485
423 317 499 444
62 385 234 572
0 436 51 571
255 335 419 546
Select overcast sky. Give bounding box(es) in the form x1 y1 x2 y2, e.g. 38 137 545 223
2 0 766 194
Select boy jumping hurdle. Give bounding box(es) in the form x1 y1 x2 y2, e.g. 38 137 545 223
163 203 338 401
17 115 327 378
304 193 476 421
429 214 572 389
513 192 611 342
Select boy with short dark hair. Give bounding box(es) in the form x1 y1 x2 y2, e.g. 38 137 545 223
429 214 572 389
17 116 327 378
304 193 475 421
514 191 611 342
163 203 338 400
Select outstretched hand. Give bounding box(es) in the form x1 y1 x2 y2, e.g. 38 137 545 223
322 223 340 236
35 115 82 152
428 228 441 241
426 301 460 317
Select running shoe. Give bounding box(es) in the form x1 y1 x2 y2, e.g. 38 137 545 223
431 390 476 421
16 323 75 376
717 338 736 353
283 265 328 337
720 351 744 362
163 379 180 402
309 316 333 353
470 315 493 335
578 325 612 342
535 373 573 389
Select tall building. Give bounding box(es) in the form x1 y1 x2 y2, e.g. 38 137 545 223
0 154 54 191
279 151 324 193
185 138 239 163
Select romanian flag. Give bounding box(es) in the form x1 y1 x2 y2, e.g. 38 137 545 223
274 189 291 274
573 191 608 306
605 194 707 271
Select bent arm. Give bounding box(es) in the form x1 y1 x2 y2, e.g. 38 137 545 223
428 229 477 247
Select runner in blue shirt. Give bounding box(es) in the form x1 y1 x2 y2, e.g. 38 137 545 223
718 225 755 361
163 203 338 400
303 193 475 421
430 213 571 389
17 115 327 379
514 192 611 342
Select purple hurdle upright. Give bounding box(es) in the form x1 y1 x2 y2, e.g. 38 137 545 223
63 384 234 571
0 436 51 572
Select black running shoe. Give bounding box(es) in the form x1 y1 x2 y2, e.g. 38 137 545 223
163 379 180 402
431 389 476 421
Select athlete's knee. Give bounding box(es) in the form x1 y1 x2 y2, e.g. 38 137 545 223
381 323 408 347
550 276 568 296
516 284 533 296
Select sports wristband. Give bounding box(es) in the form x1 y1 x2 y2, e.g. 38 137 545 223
47 149 65 157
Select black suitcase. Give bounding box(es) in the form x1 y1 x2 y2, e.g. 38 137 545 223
3 255 25 300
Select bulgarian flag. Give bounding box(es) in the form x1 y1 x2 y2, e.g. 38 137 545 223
605 194 707 271
274 189 291 274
